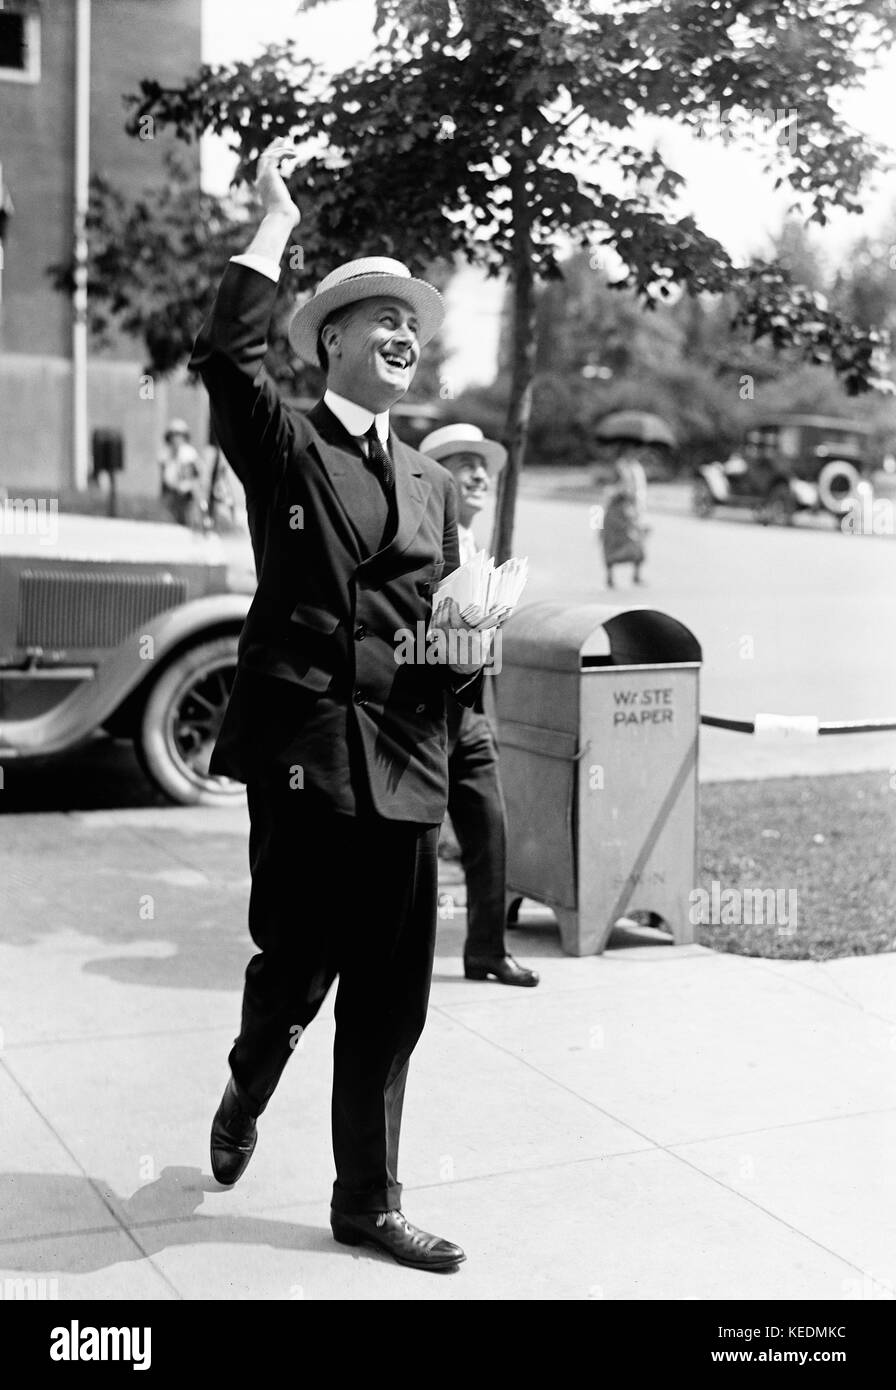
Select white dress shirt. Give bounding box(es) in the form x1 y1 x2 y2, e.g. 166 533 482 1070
457 523 477 565
323 390 390 452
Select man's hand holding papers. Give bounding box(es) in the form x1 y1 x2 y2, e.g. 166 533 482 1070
429 550 529 675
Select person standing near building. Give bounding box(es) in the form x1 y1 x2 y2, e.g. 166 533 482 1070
420 424 539 988
158 418 203 526
190 140 500 1273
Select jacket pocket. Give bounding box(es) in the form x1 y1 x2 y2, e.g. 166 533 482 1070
289 602 341 634
240 643 332 692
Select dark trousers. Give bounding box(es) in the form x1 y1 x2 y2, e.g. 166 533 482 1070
447 707 508 960
228 782 439 1215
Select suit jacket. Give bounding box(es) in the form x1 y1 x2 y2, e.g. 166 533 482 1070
189 262 481 822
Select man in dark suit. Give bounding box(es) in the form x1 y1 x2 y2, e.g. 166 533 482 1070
420 425 539 988
190 141 493 1272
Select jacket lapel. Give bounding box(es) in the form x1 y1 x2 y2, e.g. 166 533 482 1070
307 400 431 574
305 400 368 557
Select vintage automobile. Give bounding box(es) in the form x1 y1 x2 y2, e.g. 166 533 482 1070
692 415 875 525
0 508 255 805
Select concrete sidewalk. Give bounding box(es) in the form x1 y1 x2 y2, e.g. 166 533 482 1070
1 802 894 1301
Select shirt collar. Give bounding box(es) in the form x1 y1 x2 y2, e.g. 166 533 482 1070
324 389 390 447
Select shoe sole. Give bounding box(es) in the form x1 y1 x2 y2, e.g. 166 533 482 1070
464 969 538 986
331 1227 465 1271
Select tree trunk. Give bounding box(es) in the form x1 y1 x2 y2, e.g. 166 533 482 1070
490 168 537 566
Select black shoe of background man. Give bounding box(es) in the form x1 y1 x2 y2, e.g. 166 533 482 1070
331 1209 465 1271
210 1076 258 1186
464 954 540 987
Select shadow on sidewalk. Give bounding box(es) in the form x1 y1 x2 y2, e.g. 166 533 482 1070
0 1167 336 1274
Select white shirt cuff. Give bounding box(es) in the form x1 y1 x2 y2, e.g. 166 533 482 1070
230 253 281 283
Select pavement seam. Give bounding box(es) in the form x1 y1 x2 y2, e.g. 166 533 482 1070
427 1004 893 1281
427 1001 667 1149
748 955 896 1021
124 823 219 881
1 1022 237 1052
0 1056 184 1301
664 1102 896 1150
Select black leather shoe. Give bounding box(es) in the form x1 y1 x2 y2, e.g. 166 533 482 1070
210 1077 258 1186
331 1209 465 1271
464 954 540 987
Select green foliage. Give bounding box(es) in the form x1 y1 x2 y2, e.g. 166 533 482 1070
53 0 896 553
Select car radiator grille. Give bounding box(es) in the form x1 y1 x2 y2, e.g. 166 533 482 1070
17 570 189 648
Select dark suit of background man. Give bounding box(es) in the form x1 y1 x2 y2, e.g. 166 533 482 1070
420 425 539 989
190 140 490 1273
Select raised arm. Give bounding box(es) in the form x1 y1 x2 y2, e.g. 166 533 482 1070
188 141 303 498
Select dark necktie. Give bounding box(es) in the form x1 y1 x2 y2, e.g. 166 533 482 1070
365 423 394 492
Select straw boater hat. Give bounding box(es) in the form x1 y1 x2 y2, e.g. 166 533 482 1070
288 256 445 364
419 423 507 474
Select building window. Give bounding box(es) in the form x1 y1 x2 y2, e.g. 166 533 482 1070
0 7 41 84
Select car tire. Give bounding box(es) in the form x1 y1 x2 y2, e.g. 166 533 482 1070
817 459 860 516
137 635 244 806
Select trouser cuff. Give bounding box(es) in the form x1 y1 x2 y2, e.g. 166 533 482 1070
330 1181 403 1215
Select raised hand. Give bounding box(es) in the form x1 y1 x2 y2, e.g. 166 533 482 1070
255 138 301 226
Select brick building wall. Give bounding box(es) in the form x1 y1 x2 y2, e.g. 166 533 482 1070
0 0 205 495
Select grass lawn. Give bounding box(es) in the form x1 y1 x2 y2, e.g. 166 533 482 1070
695 770 896 960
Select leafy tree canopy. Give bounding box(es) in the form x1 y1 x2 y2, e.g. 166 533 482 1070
71 0 896 553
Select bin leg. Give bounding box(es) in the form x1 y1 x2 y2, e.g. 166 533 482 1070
555 907 610 957
646 890 696 947
505 894 524 930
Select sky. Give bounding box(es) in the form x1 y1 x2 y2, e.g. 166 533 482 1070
200 0 896 387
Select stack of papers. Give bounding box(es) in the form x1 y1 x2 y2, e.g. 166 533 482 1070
433 550 529 621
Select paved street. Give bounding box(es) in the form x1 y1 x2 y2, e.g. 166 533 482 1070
1 480 894 1301
509 474 896 782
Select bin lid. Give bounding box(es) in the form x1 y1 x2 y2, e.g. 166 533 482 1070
500 602 702 671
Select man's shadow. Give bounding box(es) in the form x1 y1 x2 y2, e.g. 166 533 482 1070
0 1167 328 1274
0 1167 464 1277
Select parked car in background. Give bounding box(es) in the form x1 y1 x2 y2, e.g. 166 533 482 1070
692 415 875 526
0 511 255 805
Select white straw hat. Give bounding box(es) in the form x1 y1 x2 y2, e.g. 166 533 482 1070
419 423 507 474
288 256 445 364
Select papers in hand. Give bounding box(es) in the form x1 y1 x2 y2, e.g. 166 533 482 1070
432 550 528 625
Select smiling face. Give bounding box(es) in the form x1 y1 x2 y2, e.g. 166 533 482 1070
440 450 491 527
321 295 421 412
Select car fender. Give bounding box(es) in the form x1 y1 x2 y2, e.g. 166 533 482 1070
0 593 251 759
698 463 730 501
787 478 818 508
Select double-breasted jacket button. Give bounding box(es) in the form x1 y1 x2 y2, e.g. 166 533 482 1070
353 688 367 705
415 703 426 714
354 623 367 641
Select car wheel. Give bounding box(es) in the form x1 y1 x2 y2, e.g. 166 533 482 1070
692 479 715 517
817 459 860 516
765 483 797 527
137 636 243 806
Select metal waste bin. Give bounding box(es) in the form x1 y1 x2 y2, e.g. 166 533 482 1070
495 602 702 955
